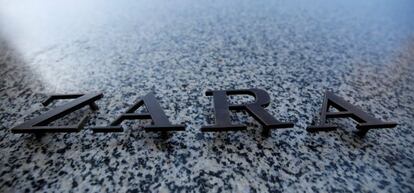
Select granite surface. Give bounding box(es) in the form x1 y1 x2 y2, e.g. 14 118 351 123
1 0 414 192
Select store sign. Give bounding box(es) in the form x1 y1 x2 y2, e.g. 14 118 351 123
10 89 397 137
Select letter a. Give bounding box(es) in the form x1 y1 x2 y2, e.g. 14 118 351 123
307 91 397 136
92 92 185 132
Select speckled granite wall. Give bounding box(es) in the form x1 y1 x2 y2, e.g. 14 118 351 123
1 0 414 192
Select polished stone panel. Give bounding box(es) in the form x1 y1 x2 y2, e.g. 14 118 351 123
1 0 413 192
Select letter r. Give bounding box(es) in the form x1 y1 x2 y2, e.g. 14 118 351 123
202 89 294 133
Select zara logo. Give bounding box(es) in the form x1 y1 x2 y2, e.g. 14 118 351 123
10 88 397 137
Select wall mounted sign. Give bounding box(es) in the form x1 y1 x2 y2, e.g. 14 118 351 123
10 89 397 137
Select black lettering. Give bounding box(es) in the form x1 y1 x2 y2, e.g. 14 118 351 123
307 91 397 136
201 89 294 133
92 92 185 132
11 93 103 133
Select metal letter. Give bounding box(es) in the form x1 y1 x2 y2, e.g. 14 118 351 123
92 92 185 132
201 89 294 133
11 93 103 133
307 91 397 136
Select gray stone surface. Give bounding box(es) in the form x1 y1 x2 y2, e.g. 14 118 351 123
1 0 414 192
